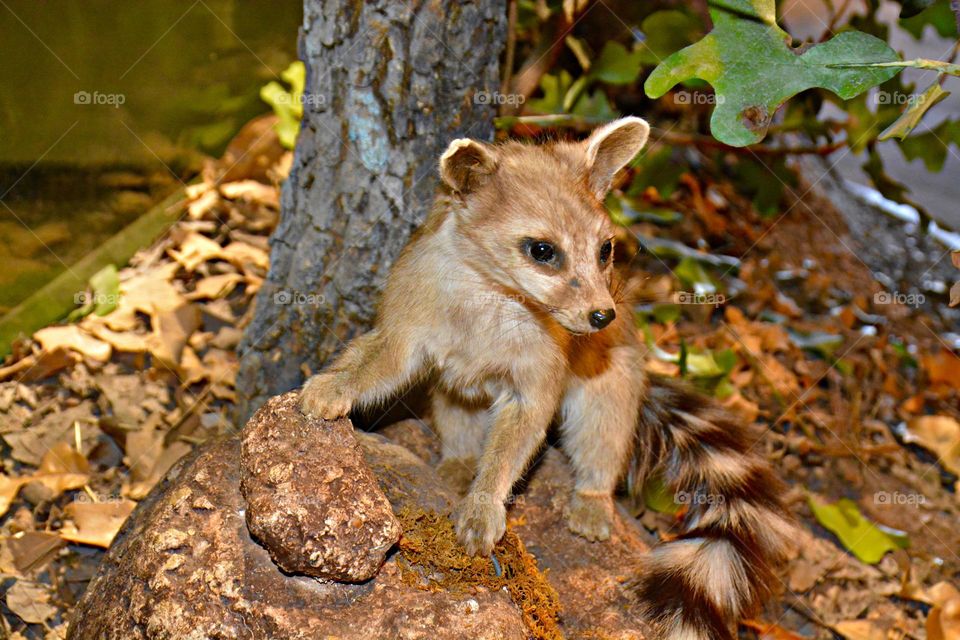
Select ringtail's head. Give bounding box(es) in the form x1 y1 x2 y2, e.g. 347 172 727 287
438 117 649 334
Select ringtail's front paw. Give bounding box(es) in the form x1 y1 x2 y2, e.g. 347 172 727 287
300 372 354 419
567 491 614 541
454 491 506 556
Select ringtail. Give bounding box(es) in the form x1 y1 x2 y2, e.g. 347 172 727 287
300 117 794 639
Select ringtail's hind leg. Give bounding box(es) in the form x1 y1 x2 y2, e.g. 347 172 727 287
560 338 645 541
431 390 488 496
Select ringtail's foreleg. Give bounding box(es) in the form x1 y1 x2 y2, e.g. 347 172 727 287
300 328 426 419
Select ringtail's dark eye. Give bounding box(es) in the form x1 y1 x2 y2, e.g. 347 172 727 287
599 239 613 264
529 241 556 263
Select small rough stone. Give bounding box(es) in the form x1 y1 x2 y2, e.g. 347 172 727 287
240 392 401 581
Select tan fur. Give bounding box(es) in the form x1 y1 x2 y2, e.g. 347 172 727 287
300 117 791 639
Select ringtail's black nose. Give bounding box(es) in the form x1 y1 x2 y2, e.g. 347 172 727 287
589 308 616 330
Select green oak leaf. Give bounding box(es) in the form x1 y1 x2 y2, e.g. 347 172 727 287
879 77 950 140
644 0 901 146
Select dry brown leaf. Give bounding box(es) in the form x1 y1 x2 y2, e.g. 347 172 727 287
186 272 244 300
125 440 192 500
0 444 90 518
759 354 800 397
60 500 136 548
34 325 111 362
106 262 185 331
222 241 269 272
0 475 24 518
219 179 280 209
180 347 240 387
0 347 77 383
833 620 886 640
3 401 98 467
742 619 807 640
187 188 220 220
951 281 959 308
39 441 90 475
210 325 243 350
96 372 155 426
645 358 680 377
202 298 236 324
927 582 960 640
722 390 760 424
905 415 960 476
193 348 238 387
5 579 57 624
923 351 960 390
8 531 64 573
185 182 210 200
147 303 202 370
83 320 149 353
169 231 225 271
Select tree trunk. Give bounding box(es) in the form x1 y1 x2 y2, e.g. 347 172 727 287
236 0 506 420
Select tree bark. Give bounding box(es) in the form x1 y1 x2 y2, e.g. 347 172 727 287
236 0 506 420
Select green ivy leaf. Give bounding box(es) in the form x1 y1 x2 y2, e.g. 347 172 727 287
879 77 950 140
808 496 908 564
644 0 901 146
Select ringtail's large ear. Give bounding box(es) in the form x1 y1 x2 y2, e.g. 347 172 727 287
439 138 498 195
583 116 650 198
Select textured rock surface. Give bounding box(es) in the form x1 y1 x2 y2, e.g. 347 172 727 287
67 435 525 640
69 409 652 639
240 392 399 580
